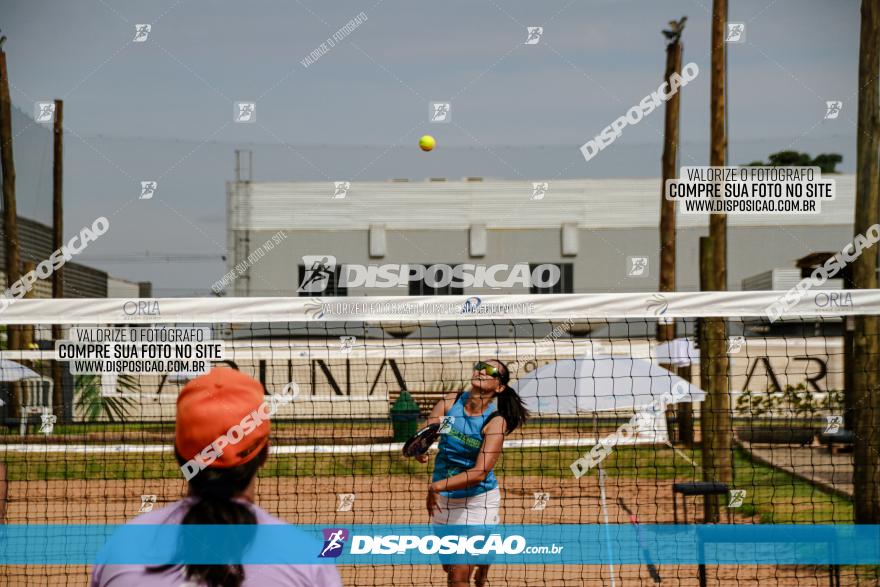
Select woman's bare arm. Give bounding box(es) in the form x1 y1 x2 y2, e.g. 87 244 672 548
429 416 507 492
426 392 460 425
417 392 461 463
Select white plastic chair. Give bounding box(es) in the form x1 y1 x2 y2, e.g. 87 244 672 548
16 377 54 436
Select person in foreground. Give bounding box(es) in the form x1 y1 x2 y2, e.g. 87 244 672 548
419 359 529 587
91 367 342 587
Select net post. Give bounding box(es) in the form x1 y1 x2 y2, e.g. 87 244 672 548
699 237 734 524
699 237 717 524
852 0 880 523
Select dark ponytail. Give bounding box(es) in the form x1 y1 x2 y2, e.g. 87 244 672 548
148 446 267 587
492 360 529 433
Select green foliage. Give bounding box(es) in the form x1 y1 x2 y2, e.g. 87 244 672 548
746 150 843 173
811 153 843 174
736 384 843 419
768 150 813 167
74 374 139 422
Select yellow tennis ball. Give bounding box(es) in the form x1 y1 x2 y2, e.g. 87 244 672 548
419 135 436 152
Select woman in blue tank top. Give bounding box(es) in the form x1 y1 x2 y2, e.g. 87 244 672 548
417 359 529 587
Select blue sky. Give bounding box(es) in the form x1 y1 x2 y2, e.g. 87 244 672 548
3 0 862 294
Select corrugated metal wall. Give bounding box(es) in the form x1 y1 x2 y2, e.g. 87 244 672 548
229 176 857 232
0 216 107 298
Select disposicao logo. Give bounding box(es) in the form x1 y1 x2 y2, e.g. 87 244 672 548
319 528 349 558
347 534 527 556
298 257 561 292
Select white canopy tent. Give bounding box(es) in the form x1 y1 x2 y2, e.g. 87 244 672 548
651 337 700 367
0 359 54 434
0 358 42 383
515 354 705 443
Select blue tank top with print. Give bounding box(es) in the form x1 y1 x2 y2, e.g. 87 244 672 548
431 392 499 498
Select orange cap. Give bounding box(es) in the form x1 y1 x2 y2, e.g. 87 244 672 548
175 367 271 469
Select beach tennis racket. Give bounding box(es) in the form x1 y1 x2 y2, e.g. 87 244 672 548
402 423 441 458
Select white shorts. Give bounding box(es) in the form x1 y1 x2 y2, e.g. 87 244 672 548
432 488 501 526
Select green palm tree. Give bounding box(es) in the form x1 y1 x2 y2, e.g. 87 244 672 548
74 374 139 422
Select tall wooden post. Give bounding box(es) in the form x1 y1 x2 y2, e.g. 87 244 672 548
52 100 64 420
699 235 732 524
710 0 728 291
0 40 21 355
659 19 692 446
658 20 685 342
0 461 6 523
698 237 716 478
841 265 855 432
852 0 880 524
704 0 734 525
708 312 733 514
19 261 34 348
844 316 856 432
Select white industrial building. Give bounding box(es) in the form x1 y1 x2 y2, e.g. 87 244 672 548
225 175 859 297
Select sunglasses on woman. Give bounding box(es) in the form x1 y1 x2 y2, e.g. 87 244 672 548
473 361 503 379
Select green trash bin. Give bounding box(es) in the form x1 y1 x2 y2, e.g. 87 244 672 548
390 390 421 442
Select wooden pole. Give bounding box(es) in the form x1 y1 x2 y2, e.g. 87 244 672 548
699 236 733 523
658 27 684 342
19 261 34 349
705 0 734 525
844 316 856 431
0 40 23 424
708 309 733 507
0 462 7 523
852 0 880 524
698 237 716 475
658 19 693 446
842 265 855 432
710 0 728 291
0 42 21 354
52 99 64 421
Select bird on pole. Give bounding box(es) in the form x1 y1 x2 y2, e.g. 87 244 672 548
662 16 687 44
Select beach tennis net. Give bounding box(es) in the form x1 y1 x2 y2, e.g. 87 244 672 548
0 292 877 585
